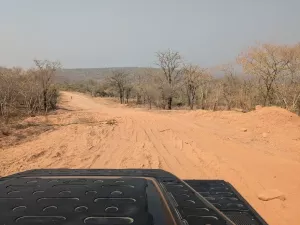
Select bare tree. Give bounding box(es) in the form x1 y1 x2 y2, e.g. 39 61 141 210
183 64 208 109
133 72 145 104
34 59 61 112
221 65 241 110
124 85 133 104
18 69 42 115
0 68 20 121
237 44 289 106
156 49 182 109
196 72 212 110
274 44 300 112
0 62 60 121
212 80 223 111
106 70 129 104
143 72 160 109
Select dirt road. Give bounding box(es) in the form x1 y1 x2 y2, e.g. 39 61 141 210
1 92 300 225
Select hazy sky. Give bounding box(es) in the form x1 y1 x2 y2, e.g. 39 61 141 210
0 0 299 68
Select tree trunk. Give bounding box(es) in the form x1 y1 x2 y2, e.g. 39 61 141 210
167 97 172 110
119 92 123 104
213 100 218 111
137 94 142 104
190 95 195 110
126 94 129 104
125 89 131 104
148 97 152 109
43 90 47 112
186 89 191 108
190 89 197 110
190 102 194 110
226 100 231 110
123 89 126 104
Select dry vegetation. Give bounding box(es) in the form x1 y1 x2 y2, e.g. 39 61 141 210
0 121 54 149
0 60 60 120
60 43 300 115
0 59 60 143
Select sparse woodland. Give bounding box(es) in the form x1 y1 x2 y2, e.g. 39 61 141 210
61 43 300 115
2 43 300 123
0 60 60 123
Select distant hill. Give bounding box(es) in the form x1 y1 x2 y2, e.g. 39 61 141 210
55 67 160 83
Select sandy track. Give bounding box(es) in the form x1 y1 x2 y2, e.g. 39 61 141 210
1 91 300 225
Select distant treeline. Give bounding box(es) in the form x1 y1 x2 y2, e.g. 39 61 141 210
60 43 300 115
0 60 60 122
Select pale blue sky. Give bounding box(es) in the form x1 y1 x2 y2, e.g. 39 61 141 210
0 0 299 68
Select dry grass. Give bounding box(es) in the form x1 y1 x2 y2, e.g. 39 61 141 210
0 120 54 149
106 119 118 125
75 117 97 124
1 127 11 136
0 114 119 149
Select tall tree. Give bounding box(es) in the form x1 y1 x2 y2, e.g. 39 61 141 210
34 59 61 112
183 64 207 109
275 44 300 112
156 49 182 109
237 44 289 106
106 70 129 104
221 64 240 110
